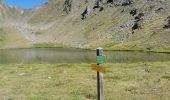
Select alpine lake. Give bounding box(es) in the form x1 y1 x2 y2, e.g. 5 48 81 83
0 48 170 64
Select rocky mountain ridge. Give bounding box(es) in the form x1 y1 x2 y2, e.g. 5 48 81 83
0 0 170 50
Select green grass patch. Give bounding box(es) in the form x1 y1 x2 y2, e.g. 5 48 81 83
103 44 145 52
0 28 5 48
148 48 170 53
34 31 42 35
102 43 170 53
0 28 5 40
33 43 71 48
0 62 170 99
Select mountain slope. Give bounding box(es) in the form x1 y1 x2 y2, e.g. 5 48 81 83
0 0 170 51
0 2 30 48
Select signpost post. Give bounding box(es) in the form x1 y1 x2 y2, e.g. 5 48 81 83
91 47 106 100
96 47 105 100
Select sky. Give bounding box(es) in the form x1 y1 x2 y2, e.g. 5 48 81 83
2 0 48 9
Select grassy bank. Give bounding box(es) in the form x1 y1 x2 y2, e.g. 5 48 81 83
0 62 170 100
32 43 170 53
101 43 170 53
102 45 170 53
104 48 170 53
33 43 71 48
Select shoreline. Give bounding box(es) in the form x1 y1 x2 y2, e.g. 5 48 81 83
0 46 170 54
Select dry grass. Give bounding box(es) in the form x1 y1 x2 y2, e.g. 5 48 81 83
1 27 31 49
0 62 170 100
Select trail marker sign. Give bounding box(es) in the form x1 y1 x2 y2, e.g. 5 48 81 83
96 55 106 64
91 64 106 73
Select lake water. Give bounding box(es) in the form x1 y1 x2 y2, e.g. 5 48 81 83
0 48 170 64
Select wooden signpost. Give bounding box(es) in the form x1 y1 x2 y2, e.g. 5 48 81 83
91 47 106 100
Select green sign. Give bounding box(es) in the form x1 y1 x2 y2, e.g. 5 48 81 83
96 55 106 64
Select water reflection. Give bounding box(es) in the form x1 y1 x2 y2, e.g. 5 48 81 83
0 48 170 64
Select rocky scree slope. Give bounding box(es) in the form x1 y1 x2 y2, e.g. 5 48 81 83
0 0 170 50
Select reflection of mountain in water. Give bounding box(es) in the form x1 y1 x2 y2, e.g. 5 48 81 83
0 48 170 64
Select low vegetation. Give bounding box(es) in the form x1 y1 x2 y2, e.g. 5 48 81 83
0 61 170 100
0 27 31 49
0 28 5 48
33 43 71 48
102 42 170 53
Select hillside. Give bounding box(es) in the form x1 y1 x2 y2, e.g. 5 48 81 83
0 0 170 51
